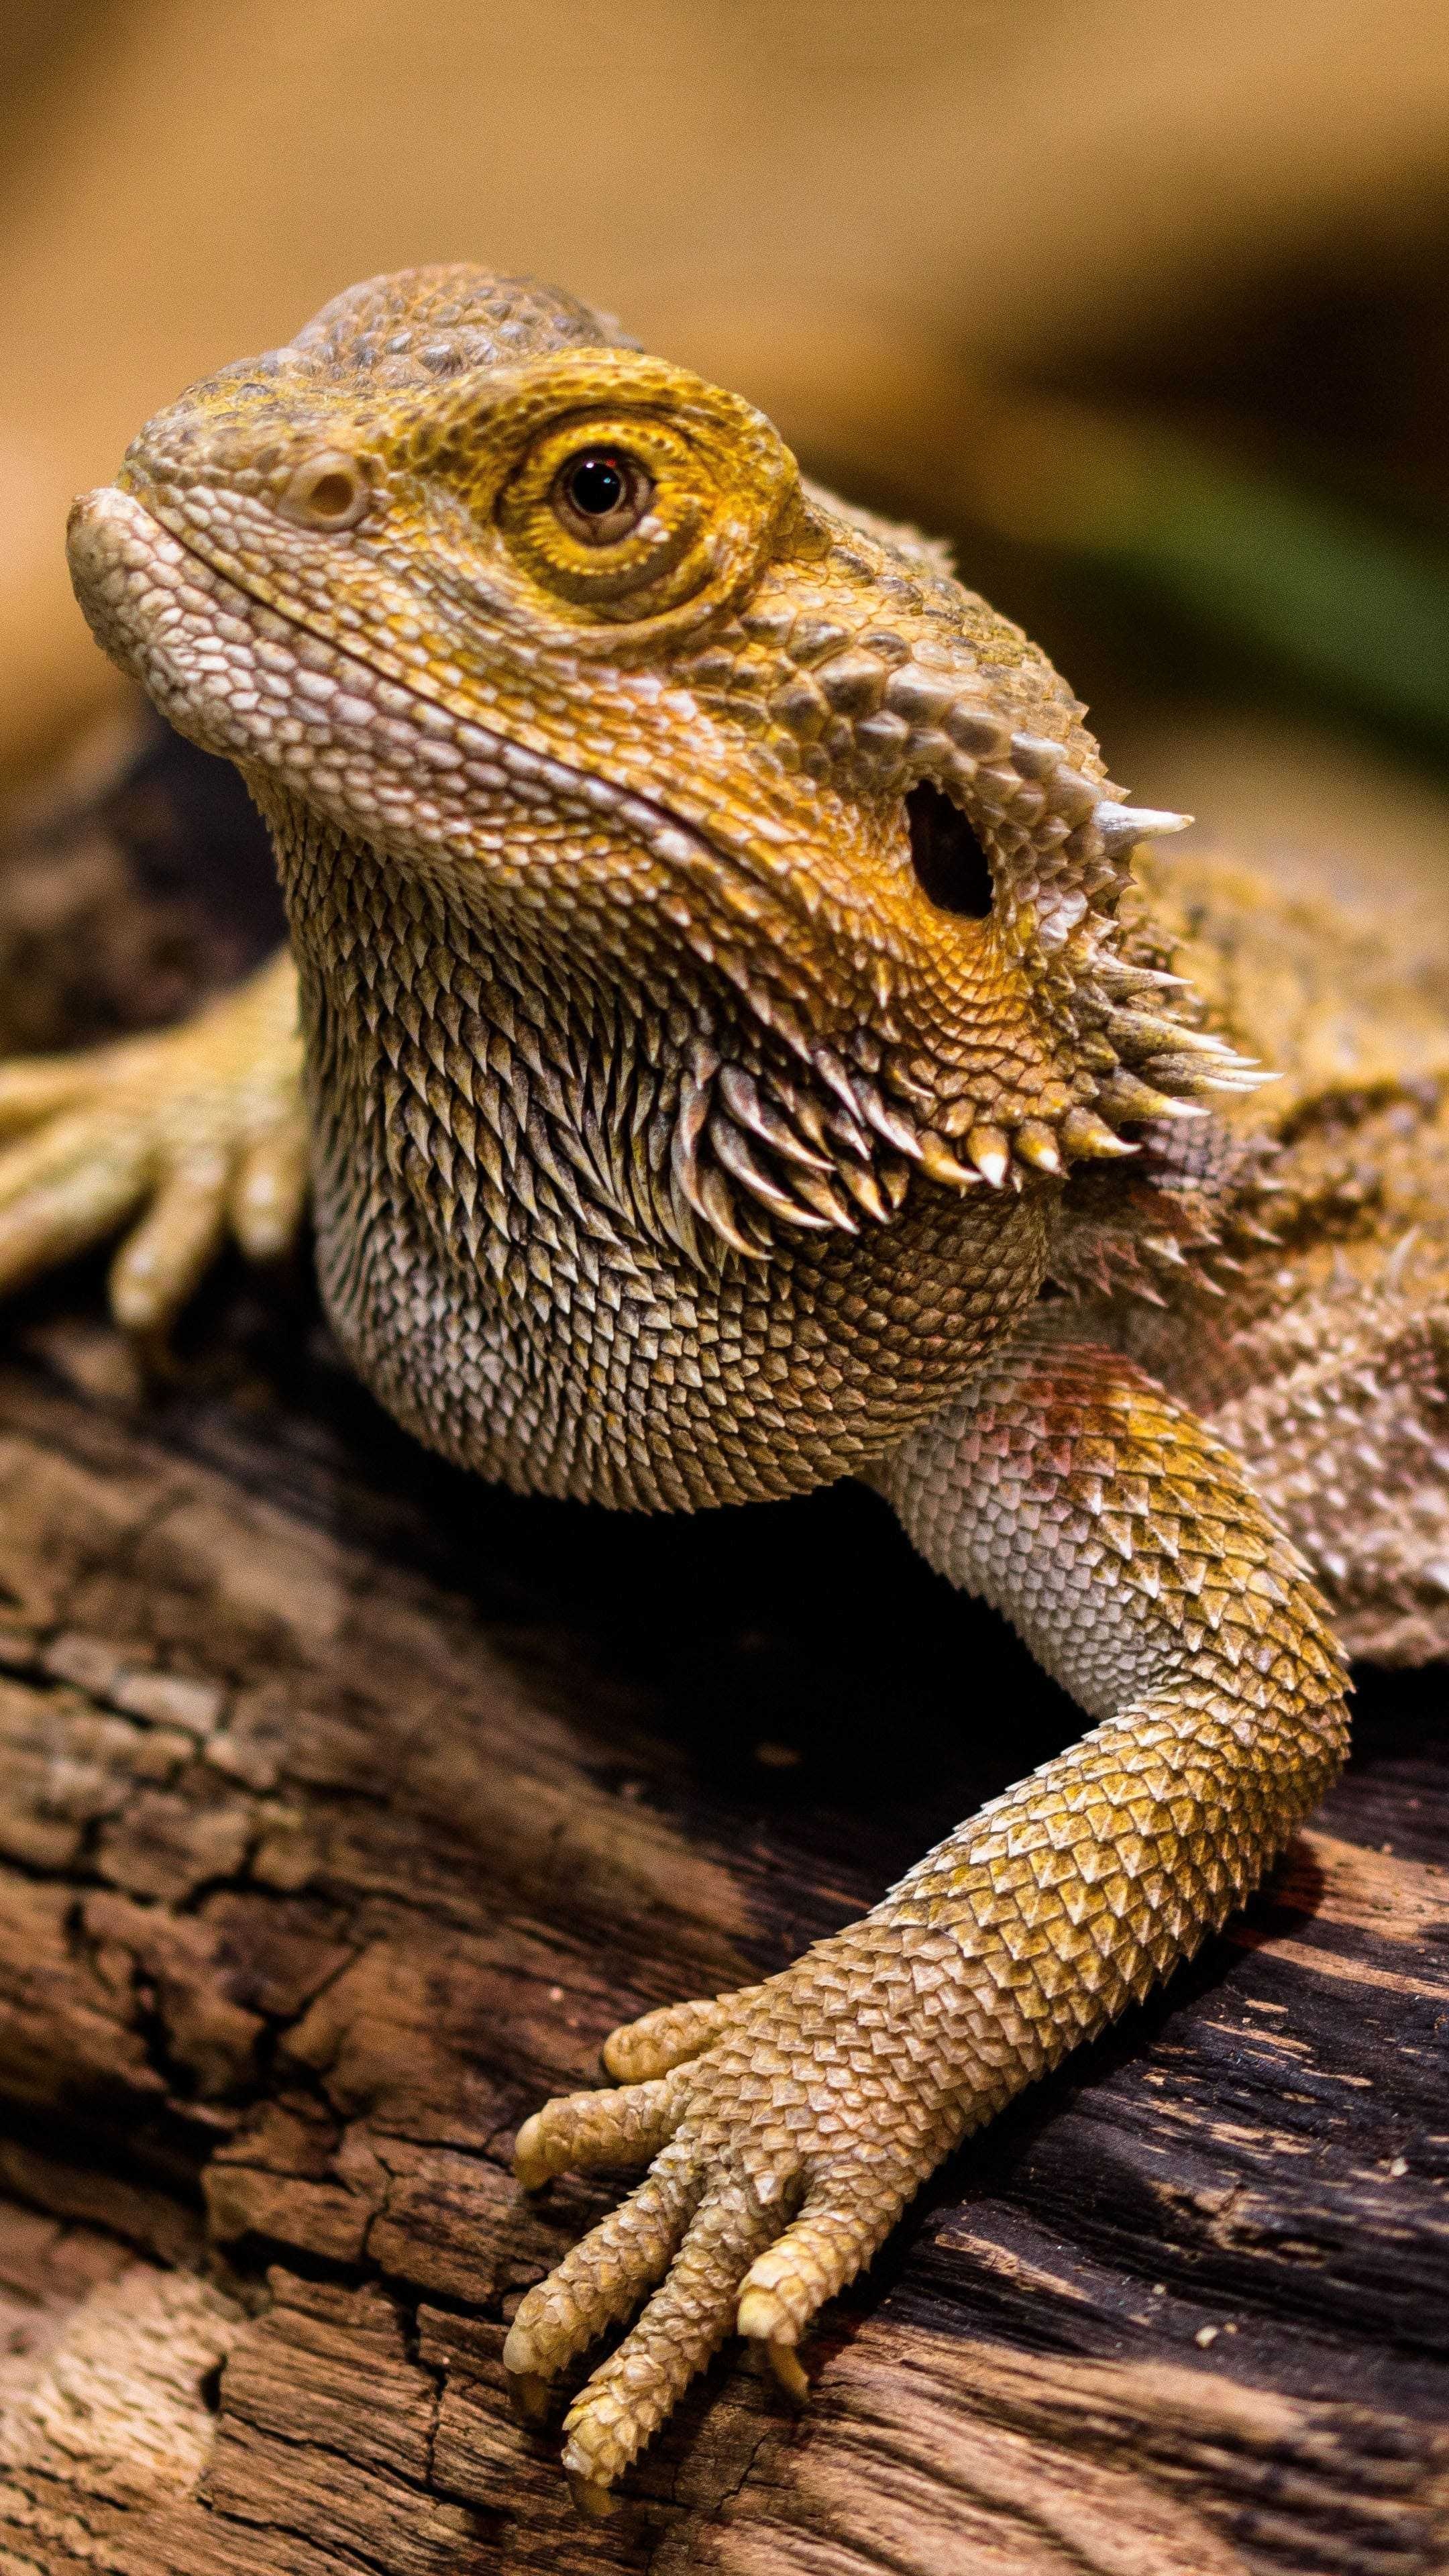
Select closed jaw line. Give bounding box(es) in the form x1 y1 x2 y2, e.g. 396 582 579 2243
66 482 739 886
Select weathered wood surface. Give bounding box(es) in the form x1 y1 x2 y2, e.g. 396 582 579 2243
0 714 1446 2576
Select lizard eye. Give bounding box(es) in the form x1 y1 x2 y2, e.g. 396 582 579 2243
497 410 716 616
551 447 653 546
276 451 370 533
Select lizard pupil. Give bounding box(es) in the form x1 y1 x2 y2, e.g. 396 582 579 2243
904 782 994 919
549 447 655 547
568 455 626 515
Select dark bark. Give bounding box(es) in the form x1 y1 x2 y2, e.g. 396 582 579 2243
0 708 1446 2575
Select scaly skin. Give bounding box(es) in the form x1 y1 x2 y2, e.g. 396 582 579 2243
28 264 1440 2511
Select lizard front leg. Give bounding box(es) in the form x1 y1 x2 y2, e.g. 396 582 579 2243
504 1328 1349 2514
0 946 304 1334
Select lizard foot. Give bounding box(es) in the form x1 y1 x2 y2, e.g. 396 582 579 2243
504 1967 945 2510
0 951 304 1336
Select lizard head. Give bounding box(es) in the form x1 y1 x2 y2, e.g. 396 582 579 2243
68 264 1254 1260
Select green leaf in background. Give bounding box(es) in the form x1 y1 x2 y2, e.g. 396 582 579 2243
969 400 1449 757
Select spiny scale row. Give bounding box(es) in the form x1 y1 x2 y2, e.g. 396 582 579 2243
668 1012 1263 1260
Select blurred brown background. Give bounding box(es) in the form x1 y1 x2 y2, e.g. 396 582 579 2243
5 0 1449 896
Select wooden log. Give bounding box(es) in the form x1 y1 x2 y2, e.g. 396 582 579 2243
0 712 1446 2574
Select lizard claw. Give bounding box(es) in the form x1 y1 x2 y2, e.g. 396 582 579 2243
564 2471 617 2522
755 2330 811 2404
504 2367 553 2426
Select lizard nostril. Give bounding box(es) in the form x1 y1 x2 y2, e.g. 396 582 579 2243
276 451 370 533
904 782 993 920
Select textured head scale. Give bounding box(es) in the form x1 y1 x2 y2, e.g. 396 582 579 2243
283 264 643 382
70 263 1257 1268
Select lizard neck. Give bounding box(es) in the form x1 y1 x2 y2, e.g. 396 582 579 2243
256 786 1053 1509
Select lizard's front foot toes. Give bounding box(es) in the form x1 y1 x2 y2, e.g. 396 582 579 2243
504 2039 792 2504
0 957 305 1336
506 1965 930 2510
502 2146 702 2425
553 2174 788 2500
551 2170 900 2486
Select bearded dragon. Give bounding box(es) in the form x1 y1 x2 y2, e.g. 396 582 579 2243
35 266 1449 2515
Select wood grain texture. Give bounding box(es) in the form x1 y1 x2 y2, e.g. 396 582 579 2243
0 714 1445 2573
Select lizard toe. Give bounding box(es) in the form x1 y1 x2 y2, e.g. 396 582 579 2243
0 954 305 1332
600 1991 741 2082
513 2074 681 2190
109 1149 233 1333
558 2175 782 2503
503 2153 698 2390
0 1057 94 1138
735 2169 910 2360
0 1114 150 1296
229 1117 309 1262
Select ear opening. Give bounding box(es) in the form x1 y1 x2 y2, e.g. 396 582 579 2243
904 782 993 919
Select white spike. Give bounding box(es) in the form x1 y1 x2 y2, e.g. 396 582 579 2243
1093 802 1193 855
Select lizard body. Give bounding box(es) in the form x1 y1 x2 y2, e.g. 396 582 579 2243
25 264 1444 2510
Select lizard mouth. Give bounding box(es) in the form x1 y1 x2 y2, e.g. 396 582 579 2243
65 482 749 898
